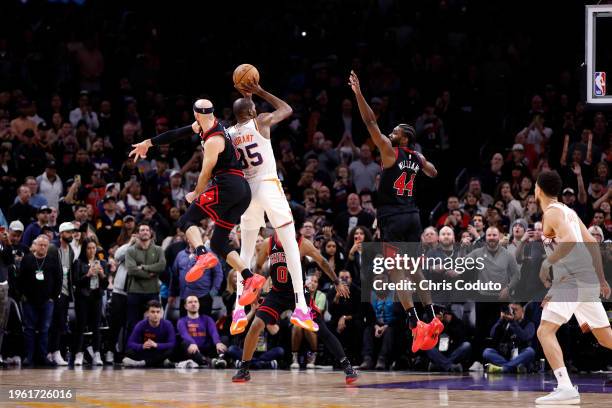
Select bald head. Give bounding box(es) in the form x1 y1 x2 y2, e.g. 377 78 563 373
193 99 215 132
233 98 256 122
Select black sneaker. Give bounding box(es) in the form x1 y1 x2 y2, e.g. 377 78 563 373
232 366 251 383
344 364 359 384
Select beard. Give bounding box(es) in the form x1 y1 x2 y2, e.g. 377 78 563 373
62 236 73 244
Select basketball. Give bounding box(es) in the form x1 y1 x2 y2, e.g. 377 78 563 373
233 63 260 88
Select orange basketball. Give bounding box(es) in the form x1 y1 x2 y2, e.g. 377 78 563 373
233 64 260 87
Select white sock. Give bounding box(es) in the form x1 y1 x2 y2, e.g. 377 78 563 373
275 223 308 311
236 228 259 312
553 366 573 389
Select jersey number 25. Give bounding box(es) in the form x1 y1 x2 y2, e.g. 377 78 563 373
393 172 415 196
238 143 263 168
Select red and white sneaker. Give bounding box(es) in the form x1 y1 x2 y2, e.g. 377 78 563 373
185 253 219 283
238 274 266 306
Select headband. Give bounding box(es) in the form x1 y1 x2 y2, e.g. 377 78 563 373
193 104 214 114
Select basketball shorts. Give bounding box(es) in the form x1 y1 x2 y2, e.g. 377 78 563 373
241 178 293 230
542 301 610 330
379 211 422 242
181 173 251 231
256 288 320 325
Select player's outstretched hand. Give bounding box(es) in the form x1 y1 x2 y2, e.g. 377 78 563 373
185 191 197 204
601 280 611 299
129 139 152 163
348 70 361 94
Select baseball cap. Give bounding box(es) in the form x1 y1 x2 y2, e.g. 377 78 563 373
102 195 116 203
123 214 135 222
170 170 181 178
562 187 575 195
8 220 24 232
512 144 525 151
59 222 76 233
38 205 52 213
46 160 57 169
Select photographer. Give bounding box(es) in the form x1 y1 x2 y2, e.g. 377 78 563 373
425 309 472 372
483 302 536 373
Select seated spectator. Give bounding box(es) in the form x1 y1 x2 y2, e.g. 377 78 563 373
18 235 61 366
436 196 470 229
495 182 523 223
467 178 494 208
360 275 403 370
460 191 487 218
168 242 223 318
481 154 504 196
328 270 362 362
71 238 108 366
290 274 325 369
425 309 472 372
349 144 381 193
20 177 49 209
123 300 175 367
176 296 228 368
483 303 536 373
22 205 52 247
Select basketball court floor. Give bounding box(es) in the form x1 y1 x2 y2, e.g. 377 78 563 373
1 368 610 407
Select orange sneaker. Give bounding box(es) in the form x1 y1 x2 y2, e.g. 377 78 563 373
230 309 248 335
420 317 444 351
410 320 428 353
238 274 266 306
185 253 218 283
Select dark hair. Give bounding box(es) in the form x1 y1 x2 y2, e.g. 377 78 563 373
398 123 416 143
536 170 562 198
78 238 99 262
347 225 373 252
147 299 162 310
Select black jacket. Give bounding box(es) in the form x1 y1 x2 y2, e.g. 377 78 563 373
19 252 62 305
48 243 76 300
72 259 109 298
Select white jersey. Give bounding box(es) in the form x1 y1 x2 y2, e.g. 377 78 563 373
228 119 278 183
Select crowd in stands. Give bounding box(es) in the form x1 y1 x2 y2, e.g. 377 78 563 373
0 0 610 373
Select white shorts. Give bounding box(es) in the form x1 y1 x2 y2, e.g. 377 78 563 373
241 178 293 230
541 301 610 330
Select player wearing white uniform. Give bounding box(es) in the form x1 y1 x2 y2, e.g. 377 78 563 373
227 82 318 335
534 170 611 405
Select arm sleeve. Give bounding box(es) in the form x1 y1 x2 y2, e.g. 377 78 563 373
150 125 194 146
127 322 144 351
510 321 535 342
142 247 166 274
125 248 149 279
177 318 196 345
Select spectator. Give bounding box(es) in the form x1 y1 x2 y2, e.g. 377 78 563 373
124 180 148 217
361 275 403 370
37 161 63 209
514 221 547 300
123 300 175 367
46 222 76 366
506 219 528 261
320 240 345 286
436 196 470 229
169 170 187 208
10 100 37 137
468 178 494 208
22 205 52 247
15 135 47 184
481 154 505 195
8 185 37 226
72 238 108 366
349 144 381 193
290 274 326 369
18 177 49 209
460 191 487 218
0 227 13 365
466 214 486 248
328 270 362 362
125 223 166 333
18 235 61 366
6 221 27 263
334 193 374 239
116 214 137 246
176 296 228 368
483 303 536 373
523 195 542 224
168 242 223 318
420 226 439 253
332 164 355 211
96 195 123 249
495 182 523 223
69 92 99 131
425 309 472 372
137 204 170 245
345 226 373 284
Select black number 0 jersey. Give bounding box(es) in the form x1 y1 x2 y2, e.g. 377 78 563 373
376 147 422 218
267 233 304 291
199 119 244 177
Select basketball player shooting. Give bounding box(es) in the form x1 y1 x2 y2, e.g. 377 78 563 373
534 170 611 405
348 70 444 352
228 81 318 335
129 99 265 305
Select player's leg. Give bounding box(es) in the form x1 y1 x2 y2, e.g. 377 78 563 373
591 326 612 348
577 302 612 348
536 302 580 405
264 179 316 331
314 315 358 384
178 202 218 282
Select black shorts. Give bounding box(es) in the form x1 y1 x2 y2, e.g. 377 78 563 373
379 212 422 242
256 288 320 325
182 173 251 230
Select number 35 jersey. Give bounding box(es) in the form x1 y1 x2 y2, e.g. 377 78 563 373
227 119 278 182
376 147 422 218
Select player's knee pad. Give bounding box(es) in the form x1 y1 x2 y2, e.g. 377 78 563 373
210 227 232 259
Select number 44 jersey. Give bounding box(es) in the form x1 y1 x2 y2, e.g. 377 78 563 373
227 119 278 182
376 147 422 219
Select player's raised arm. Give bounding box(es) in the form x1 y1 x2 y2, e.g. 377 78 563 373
239 82 293 129
415 151 438 178
348 70 395 168
299 238 350 298
129 122 199 162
